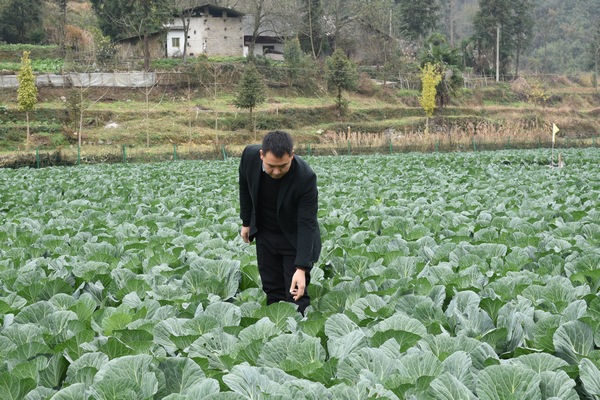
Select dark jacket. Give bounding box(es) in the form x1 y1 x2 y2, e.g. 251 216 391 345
239 144 321 268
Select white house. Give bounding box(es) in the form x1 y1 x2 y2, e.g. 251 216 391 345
165 4 288 59
165 4 244 58
242 15 285 60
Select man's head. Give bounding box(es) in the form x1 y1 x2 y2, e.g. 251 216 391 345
260 131 294 179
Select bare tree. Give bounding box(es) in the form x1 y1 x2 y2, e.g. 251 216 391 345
171 0 197 62
243 0 268 57
231 0 293 57
91 0 171 70
195 61 228 99
321 0 361 51
342 0 405 68
140 73 165 147
300 0 325 59
211 0 243 7
56 0 68 56
592 20 600 89
440 0 457 46
66 68 110 148
532 5 559 73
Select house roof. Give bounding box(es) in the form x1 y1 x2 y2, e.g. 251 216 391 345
175 3 244 18
117 30 165 44
117 4 245 45
241 15 293 40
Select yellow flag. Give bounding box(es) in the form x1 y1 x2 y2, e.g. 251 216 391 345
552 123 559 143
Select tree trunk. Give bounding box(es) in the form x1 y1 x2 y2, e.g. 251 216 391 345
59 1 67 57
146 88 150 147
449 0 455 47
307 4 318 60
182 17 189 62
515 45 521 77
248 39 256 58
26 111 30 151
543 40 547 73
78 90 83 148
143 34 150 71
594 45 600 90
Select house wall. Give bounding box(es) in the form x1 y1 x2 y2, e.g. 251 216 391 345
166 30 186 57
170 10 243 58
244 43 284 57
117 35 165 63
186 18 207 56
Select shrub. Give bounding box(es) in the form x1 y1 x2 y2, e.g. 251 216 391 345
356 72 376 96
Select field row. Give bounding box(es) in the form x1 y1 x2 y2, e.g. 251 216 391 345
0 149 599 399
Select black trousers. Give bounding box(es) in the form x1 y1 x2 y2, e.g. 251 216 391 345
255 229 311 314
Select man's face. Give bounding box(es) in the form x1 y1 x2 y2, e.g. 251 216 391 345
260 150 294 179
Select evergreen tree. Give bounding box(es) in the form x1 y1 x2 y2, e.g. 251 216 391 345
234 63 266 116
471 0 534 76
90 0 171 70
325 48 358 113
0 0 43 43
282 37 320 93
17 51 37 151
395 0 440 40
298 0 326 59
284 38 303 87
56 0 68 55
589 19 600 87
419 62 442 118
419 33 463 108
509 0 534 76
419 62 443 134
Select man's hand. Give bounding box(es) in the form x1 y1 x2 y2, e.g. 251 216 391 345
290 268 306 301
240 226 250 243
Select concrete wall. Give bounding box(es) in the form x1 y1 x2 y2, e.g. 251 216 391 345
117 35 165 63
0 72 156 88
166 29 186 57
203 11 243 57
167 11 243 58
244 43 284 57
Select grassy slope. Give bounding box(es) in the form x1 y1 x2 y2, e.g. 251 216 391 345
1 79 599 154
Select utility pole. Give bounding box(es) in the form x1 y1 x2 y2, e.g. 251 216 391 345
496 24 500 82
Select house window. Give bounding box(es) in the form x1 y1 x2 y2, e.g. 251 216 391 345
172 38 180 48
263 45 275 54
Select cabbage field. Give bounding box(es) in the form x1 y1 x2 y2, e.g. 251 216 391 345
1 148 600 399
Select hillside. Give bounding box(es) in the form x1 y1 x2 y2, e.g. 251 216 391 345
2 0 599 76
0 72 599 168
438 0 600 74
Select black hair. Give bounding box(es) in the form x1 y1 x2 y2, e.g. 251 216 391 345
261 131 294 158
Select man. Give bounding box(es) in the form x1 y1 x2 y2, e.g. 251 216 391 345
239 131 321 314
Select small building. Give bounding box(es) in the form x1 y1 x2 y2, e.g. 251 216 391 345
242 15 285 60
116 32 165 64
165 4 244 58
